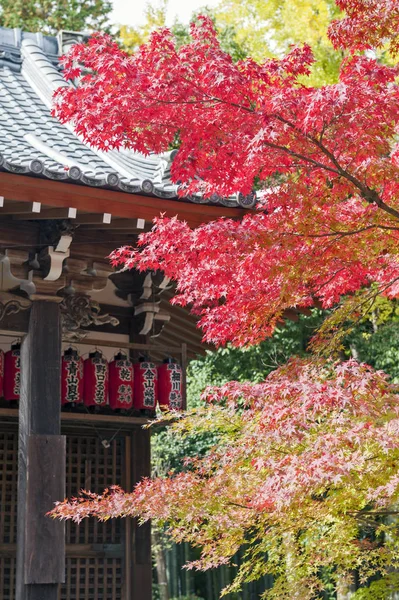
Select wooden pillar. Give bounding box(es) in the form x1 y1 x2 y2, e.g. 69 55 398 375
128 320 152 599
131 427 152 599
16 300 66 600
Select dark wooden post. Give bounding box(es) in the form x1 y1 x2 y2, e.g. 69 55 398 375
131 426 152 599
128 315 152 600
16 300 66 600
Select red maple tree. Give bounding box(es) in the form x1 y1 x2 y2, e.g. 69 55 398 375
53 1 399 347
51 2 399 596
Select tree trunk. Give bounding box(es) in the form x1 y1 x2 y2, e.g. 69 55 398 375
152 529 170 600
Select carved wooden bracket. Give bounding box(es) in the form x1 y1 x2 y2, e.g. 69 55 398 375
0 247 114 299
63 259 113 294
111 270 171 337
39 235 72 282
60 292 119 341
133 303 171 337
0 291 31 322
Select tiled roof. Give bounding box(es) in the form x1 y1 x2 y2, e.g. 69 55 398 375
0 27 256 209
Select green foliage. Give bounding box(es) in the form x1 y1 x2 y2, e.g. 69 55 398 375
352 573 399 599
187 312 324 403
119 1 249 62
213 0 343 84
0 0 112 34
151 303 399 597
119 0 169 54
119 0 341 82
346 298 399 382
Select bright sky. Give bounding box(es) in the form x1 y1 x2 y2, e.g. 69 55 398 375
110 0 219 27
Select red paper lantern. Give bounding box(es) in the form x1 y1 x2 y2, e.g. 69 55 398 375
4 343 20 402
158 359 184 411
133 359 157 411
62 348 84 406
83 350 109 407
109 352 134 410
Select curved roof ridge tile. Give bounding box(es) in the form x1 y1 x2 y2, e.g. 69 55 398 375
20 39 66 109
0 26 248 208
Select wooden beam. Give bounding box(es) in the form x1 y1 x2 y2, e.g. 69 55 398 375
16 301 65 600
74 213 114 225
0 202 48 216
0 220 39 246
0 172 247 228
79 220 144 231
127 320 153 600
12 207 76 220
0 407 166 432
0 543 123 559
72 337 185 354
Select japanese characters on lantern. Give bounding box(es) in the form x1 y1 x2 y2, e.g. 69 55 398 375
0 340 186 412
133 359 158 411
158 359 184 411
4 343 20 402
109 352 134 410
83 350 109 408
62 348 84 406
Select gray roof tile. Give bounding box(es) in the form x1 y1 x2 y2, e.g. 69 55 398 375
0 26 257 208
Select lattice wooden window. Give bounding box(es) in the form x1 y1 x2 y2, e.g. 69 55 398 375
0 431 18 600
0 431 18 545
0 558 16 599
64 435 123 546
60 434 124 600
0 430 126 600
59 558 123 600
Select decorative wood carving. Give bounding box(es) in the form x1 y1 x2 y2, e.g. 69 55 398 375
111 270 171 337
0 291 31 322
60 292 119 341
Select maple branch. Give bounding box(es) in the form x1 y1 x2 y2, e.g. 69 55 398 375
226 501 255 510
150 89 398 218
261 139 342 176
274 114 399 222
314 141 399 221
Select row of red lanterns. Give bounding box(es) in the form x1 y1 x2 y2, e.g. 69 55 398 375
0 344 184 412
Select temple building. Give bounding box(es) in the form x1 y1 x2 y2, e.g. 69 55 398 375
0 27 252 600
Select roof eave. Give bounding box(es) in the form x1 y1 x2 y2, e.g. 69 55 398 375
0 172 248 228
